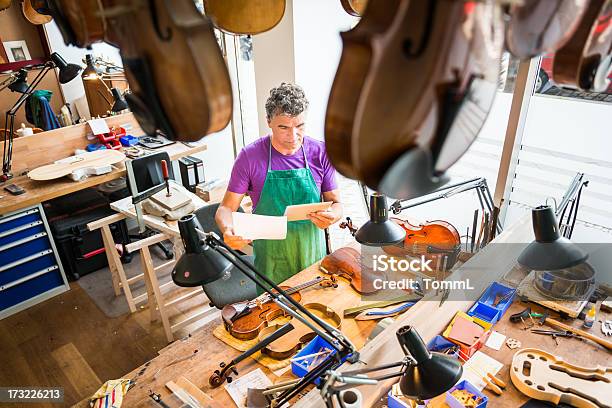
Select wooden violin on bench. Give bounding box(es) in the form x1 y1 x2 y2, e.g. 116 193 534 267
221 275 337 340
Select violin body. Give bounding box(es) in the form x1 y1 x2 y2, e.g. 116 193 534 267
46 0 233 141
203 0 285 35
383 219 460 271
221 276 336 340
325 0 401 179
504 0 588 59
326 0 504 199
553 0 612 92
257 303 341 360
222 286 300 340
319 246 385 295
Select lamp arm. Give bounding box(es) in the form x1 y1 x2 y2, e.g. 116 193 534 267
201 232 357 352
0 74 16 92
3 64 53 176
199 231 359 407
390 177 483 214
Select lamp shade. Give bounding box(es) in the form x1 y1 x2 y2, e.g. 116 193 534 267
172 214 232 286
517 205 587 270
355 193 406 246
111 88 129 112
51 52 81 84
8 69 29 93
81 54 100 80
397 326 463 400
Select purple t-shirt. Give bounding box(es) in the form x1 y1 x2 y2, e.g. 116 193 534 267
228 136 338 210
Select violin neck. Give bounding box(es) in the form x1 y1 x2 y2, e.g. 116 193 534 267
252 277 323 305
284 277 323 296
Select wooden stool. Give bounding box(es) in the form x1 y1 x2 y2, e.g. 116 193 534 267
126 234 218 342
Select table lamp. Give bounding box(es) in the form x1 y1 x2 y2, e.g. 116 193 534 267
355 193 406 246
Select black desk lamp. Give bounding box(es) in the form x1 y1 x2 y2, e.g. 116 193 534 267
355 193 406 246
172 214 359 407
111 88 129 113
2 52 81 180
320 325 463 406
0 69 30 94
517 205 588 270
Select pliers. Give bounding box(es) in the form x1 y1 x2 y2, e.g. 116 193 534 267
530 329 581 346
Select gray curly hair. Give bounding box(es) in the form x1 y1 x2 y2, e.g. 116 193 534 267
265 82 309 121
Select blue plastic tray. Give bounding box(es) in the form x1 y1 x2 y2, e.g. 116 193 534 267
291 335 348 386
475 281 516 321
446 380 488 408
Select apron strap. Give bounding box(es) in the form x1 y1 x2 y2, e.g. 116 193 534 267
267 136 310 171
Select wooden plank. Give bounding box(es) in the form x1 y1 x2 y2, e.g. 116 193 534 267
86 213 127 231
141 245 173 342
126 233 169 253
101 225 136 312
166 377 223 408
165 288 204 308
154 259 177 272
51 343 101 398
170 307 219 332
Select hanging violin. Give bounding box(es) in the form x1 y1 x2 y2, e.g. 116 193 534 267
382 219 461 271
553 0 612 92
43 0 233 141
326 0 504 200
203 0 286 35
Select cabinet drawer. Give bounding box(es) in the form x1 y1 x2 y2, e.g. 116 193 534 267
0 233 53 266
0 208 41 234
0 271 64 311
0 250 57 286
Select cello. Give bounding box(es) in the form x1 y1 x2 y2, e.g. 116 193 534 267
203 0 286 35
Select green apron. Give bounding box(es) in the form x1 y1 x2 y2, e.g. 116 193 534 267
253 137 326 288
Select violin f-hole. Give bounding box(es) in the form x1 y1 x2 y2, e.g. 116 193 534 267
402 0 437 59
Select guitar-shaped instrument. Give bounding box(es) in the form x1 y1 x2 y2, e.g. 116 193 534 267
221 275 337 340
319 246 386 295
44 0 233 142
326 0 504 200
203 0 286 35
553 0 612 92
27 150 125 181
504 0 589 59
510 348 612 408
382 218 460 271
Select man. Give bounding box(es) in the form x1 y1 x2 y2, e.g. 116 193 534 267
215 83 343 285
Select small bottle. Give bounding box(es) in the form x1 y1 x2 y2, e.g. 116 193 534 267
583 305 596 329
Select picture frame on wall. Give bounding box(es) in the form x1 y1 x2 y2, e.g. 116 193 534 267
0 36 9 64
2 40 32 63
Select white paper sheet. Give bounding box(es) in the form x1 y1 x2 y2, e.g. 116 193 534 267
284 201 333 222
232 212 287 240
224 368 272 408
485 331 506 351
460 350 504 391
87 118 110 135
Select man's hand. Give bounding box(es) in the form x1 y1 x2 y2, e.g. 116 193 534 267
223 227 251 250
308 211 336 229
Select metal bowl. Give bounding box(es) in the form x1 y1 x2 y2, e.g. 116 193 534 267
534 262 595 300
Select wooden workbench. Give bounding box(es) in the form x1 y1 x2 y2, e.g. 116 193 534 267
74 215 611 408
72 259 378 407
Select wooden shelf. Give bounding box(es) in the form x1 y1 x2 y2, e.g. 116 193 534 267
0 58 48 73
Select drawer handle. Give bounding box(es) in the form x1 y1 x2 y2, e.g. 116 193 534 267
0 249 53 273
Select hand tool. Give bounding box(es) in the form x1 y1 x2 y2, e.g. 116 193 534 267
161 159 171 197
530 329 581 346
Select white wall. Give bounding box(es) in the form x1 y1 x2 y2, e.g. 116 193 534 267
251 0 357 140
292 0 357 140
252 1 296 137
